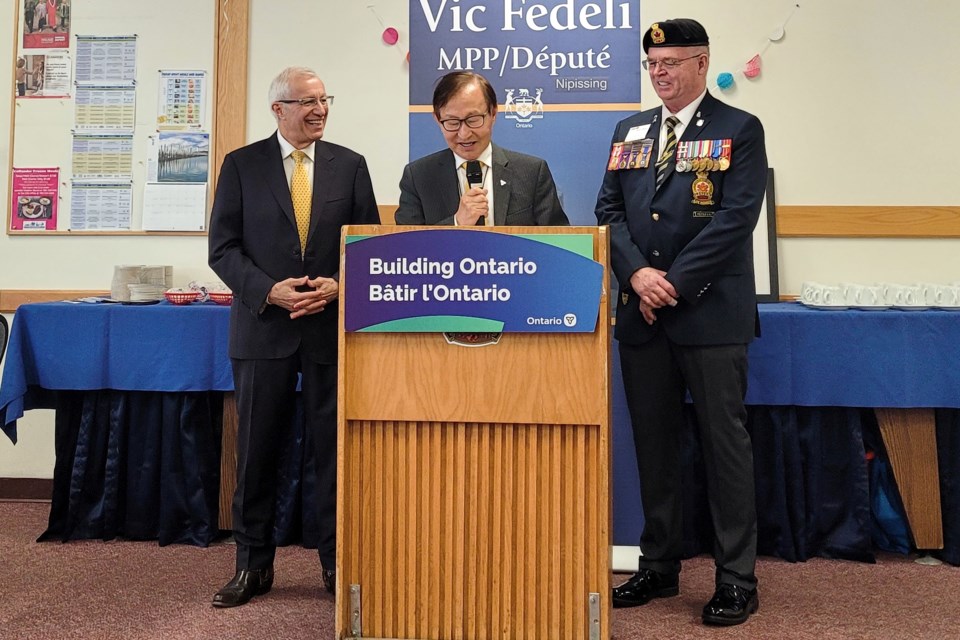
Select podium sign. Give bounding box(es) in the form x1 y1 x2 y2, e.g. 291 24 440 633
343 229 603 333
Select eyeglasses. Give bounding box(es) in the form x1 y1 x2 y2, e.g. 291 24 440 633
438 114 487 132
641 54 703 71
276 95 334 108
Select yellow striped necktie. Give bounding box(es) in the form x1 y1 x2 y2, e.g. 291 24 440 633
655 116 680 190
291 150 311 253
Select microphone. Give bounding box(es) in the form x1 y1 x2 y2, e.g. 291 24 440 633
465 160 485 225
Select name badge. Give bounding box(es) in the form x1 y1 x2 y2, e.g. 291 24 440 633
624 124 651 142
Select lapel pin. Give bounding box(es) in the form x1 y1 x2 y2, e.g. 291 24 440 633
500 179 507 186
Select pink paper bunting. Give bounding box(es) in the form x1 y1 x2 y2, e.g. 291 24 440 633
744 55 761 79
382 27 399 45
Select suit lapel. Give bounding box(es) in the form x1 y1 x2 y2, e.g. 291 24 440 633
263 135 297 230
491 145 511 225
437 151 460 221
677 92 717 148
308 142 336 245
648 113 668 190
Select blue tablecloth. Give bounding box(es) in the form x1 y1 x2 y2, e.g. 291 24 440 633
2 300 958 563
746 304 960 408
1 301 233 441
6 302 960 440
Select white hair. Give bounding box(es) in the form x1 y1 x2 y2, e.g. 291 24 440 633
268 67 321 118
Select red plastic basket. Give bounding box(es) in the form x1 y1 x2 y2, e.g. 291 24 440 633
164 290 199 305
208 291 233 306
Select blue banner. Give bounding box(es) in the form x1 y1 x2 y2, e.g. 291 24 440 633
409 0 642 225
344 230 603 332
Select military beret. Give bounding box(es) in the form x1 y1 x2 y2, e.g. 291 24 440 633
642 19 709 53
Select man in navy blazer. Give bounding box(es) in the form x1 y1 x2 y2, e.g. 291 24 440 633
395 71 568 227
208 67 379 607
595 20 768 626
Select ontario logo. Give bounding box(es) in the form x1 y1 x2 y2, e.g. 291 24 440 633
504 88 544 128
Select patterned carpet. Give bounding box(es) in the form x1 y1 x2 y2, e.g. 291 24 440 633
1 501 957 639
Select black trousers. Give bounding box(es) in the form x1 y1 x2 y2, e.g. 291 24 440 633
231 352 337 571
619 332 757 589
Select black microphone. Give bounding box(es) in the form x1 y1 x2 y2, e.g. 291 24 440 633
465 160 485 225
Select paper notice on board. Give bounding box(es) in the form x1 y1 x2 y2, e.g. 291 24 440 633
71 133 134 179
70 182 132 230
75 85 136 131
75 35 137 85
142 183 207 231
16 52 72 98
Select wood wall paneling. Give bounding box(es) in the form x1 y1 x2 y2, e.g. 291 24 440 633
778 206 960 238
211 0 250 198
0 290 108 312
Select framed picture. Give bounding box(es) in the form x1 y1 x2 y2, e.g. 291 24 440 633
753 168 780 302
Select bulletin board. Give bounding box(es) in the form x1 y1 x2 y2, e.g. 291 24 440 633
6 0 216 235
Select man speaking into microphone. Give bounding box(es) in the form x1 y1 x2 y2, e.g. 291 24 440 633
395 71 568 227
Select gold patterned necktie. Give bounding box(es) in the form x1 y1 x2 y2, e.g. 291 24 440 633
291 150 311 253
655 116 680 190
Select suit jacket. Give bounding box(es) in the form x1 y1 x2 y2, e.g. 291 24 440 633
208 134 379 363
394 144 568 226
595 92 768 346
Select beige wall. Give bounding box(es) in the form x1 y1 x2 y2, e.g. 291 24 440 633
2 0 958 477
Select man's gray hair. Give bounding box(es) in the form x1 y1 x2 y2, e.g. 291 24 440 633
268 67 321 116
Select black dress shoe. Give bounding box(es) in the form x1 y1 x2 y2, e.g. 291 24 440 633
212 568 274 608
321 568 335 594
612 568 679 608
702 583 759 626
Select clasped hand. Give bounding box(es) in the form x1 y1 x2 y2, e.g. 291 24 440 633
454 187 488 226
629 267 678 325
268 276 339 319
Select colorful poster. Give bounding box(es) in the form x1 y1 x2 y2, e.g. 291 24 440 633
157 70 207 129
409 0 642 225
147 132 210 183
11 167 59 231
22 0 71 50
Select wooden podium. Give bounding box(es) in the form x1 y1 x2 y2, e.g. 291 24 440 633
335 226 611 640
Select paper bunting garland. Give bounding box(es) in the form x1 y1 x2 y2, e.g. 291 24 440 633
712 4 798 91
368 5 408 62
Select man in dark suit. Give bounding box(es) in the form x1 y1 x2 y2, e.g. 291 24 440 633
208 66 379 607
595 19 768 626
394 71 567 226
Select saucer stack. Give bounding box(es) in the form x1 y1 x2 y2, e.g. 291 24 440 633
110 265 174 302
128 283 167 302
110 265 142 302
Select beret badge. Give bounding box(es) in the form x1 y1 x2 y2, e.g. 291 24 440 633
651 23 666 44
